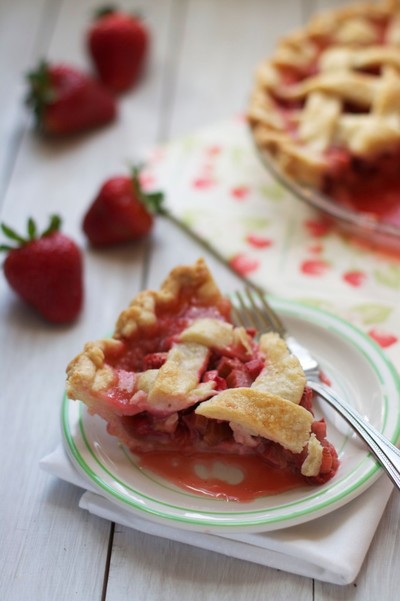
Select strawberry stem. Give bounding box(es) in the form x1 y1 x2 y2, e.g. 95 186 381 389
94 5 144 21
27 218 36 240
131 166 167 216
25 61 55 129
145 192 166 214
94 5 117 19
42 214 62 237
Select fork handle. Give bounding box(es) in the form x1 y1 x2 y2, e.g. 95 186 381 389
308 381 400 491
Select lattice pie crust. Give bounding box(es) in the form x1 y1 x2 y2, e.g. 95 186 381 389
67 259 338 481
248 0 400 187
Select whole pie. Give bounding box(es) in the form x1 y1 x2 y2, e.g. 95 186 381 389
66 259 339 494
248 0 400 226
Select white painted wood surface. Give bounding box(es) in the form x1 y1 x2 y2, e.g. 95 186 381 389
1 1 399 599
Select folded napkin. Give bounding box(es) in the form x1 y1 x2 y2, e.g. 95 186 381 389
40 445 393 585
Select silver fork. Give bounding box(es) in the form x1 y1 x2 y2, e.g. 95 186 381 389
232 287 400 491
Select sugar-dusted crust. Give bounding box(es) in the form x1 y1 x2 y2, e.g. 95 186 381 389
66 258 228 406
193 329 322 475
178 317 253 357
253 332 306 404
115 257 227 338
66 338 122 408
248 0 400 188
195 388 313 454
145 342 216 411
301 433 323 477
66 258 334 480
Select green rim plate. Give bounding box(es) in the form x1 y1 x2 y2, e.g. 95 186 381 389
62 298 400 533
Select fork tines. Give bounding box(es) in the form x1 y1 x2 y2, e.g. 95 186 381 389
232 287 286 338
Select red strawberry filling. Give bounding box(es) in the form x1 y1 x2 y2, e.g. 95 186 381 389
82 296 338 491
274 93 400 229
322 146 400 227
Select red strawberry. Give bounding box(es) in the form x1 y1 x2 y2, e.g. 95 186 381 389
25 61 117 135
87 7 149 93
82 167 164 247
1 215 83 323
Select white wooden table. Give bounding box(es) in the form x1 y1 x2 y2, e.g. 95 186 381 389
1 1 399 599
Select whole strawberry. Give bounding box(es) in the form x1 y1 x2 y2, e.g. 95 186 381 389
87 7 149 93
82 167 164 247
25 61 117 135
1 215 83 323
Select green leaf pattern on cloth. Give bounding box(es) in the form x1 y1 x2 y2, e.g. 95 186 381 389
351 304 393 325
374 265 400 289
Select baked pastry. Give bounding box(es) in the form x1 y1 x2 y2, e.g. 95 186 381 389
66 259 339 492
248 0 400 225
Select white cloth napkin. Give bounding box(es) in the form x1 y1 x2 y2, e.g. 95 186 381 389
40 444 393 585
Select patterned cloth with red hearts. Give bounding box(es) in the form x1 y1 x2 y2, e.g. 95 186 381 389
141 118 400 367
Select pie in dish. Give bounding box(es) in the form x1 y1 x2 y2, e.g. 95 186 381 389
248 0 400 226
66 259 339 493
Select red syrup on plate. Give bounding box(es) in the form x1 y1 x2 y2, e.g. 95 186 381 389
136 450 305 502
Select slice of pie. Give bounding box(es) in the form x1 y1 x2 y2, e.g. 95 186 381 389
66 259 339 495
248 0 400 227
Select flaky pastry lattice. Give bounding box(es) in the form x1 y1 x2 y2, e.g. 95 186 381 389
248 1 400 192
67 259 339 486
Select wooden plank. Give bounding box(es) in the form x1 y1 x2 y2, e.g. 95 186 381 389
0 0 58 205
0 0 184 599
0 0 163 599
166 0 304 139
107 526 313 601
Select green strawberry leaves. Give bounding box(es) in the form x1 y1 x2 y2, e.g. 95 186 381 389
25 61 56 128
0 224 26 249
42 214 61 237
0 214 61 251
94 6 117 20
131 166 167 216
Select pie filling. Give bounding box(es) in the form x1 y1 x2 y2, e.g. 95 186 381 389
273 90 400 228
322 147 400 227
66 259 339 501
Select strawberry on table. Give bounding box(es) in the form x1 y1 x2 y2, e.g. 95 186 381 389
25 61 117 135
1 215 83 323
87 6 149 93
82 167 164 247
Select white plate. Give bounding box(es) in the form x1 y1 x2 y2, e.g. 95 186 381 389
62 298 400 533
